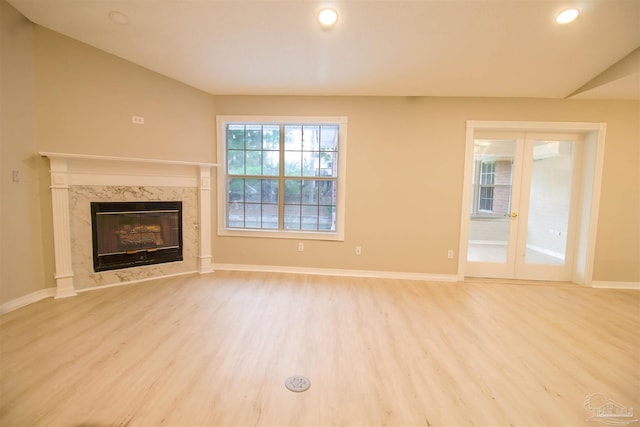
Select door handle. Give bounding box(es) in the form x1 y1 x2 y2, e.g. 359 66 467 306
509 212 518 218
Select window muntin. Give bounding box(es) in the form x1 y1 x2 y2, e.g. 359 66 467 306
478 161 495 212
472 159 512 217
283 179 336 231
218 117 346 240
227 124 280 176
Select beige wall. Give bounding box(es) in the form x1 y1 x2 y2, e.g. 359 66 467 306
33 27 216 163
212 96 639 282
593 102 640 281
0 1 48 303
1 3 638 306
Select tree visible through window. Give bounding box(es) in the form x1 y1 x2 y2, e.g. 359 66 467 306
223 121 343 234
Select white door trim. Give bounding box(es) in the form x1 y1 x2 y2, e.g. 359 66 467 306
457 121 606 286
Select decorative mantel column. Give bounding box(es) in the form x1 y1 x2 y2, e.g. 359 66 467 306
198 165 214 273
48 157 77 298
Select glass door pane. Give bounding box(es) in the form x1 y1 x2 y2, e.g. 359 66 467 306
464 130 581 282
467 139 516 264
523 139 574 266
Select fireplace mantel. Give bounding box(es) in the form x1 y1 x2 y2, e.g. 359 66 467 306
40 152 217 298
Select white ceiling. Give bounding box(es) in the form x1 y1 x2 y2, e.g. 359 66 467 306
8 0 640 99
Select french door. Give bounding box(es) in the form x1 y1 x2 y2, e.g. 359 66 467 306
464 132 581 281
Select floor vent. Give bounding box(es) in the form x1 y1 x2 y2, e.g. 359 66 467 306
285 376 310 392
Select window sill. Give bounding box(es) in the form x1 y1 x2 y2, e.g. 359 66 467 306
470 214 507 220
218 228 344 241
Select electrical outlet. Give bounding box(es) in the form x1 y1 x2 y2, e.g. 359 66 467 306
131 115 145 125
447 249 454 259
11 170 20 183
355 246 362 256
298 242 304 252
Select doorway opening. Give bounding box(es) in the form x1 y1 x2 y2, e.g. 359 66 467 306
458 121 606 285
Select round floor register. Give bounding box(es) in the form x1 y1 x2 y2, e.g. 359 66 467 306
285 375 311 392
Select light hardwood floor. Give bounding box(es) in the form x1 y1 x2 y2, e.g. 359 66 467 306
1 271 638 426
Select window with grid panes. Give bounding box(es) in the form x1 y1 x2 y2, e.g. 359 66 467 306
478 161 495 212
217 117 347 240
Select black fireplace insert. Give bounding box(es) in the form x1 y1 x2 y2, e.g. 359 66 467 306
91 201 183 272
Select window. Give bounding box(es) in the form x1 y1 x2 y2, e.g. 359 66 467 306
217 116 347 240
478 161 495 212
472 159 512 217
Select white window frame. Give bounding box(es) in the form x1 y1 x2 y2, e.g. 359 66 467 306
477 160 496 213
216 115 348 241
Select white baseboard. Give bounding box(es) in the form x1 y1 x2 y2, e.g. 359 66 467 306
212 263 457 283
591 281 640 290
10 271 632 314
0 288 56 315
1 271 203 314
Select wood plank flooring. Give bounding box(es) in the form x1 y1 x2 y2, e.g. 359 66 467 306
1 271 638 426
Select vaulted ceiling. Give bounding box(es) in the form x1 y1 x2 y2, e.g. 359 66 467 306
8 0 640 100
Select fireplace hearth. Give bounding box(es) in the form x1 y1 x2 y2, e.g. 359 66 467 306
91 201 183 272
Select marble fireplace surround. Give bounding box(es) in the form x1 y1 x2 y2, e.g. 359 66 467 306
40 153 217 298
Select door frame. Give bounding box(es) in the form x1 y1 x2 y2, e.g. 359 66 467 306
457 121 607 286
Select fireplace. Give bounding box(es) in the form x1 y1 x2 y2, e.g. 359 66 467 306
91 201 183 272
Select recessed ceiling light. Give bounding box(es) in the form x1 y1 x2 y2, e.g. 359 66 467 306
108 10 129 25
556 8 579 24
318 8 338 29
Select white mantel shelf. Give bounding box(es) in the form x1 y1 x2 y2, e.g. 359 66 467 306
40 152 217 188
40 152 216 299
40 152 217 168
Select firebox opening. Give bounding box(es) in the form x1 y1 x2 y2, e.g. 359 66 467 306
91 201 183 272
